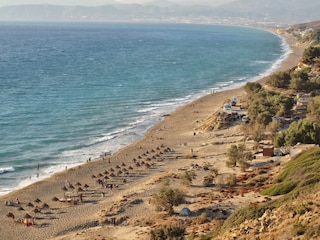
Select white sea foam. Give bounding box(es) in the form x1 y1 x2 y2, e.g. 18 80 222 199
136 106 159 113
0 166 15 174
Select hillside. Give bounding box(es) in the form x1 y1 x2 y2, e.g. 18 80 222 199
214 149 320 239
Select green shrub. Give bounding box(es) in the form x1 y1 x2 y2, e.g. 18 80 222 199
150 223 186 240
226 174 238 186
195 212 208 224
203 175 214 187
152 180 185 215
292 222 306 236
180 171 197 186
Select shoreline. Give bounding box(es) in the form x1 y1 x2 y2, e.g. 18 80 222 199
0 27 305 240
0 25 292 197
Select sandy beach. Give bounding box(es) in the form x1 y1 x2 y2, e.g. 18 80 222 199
0 28 304 240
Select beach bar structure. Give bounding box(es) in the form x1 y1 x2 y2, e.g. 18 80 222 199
263 146 274 157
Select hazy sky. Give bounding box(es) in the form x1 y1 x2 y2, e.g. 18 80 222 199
0 0 233 7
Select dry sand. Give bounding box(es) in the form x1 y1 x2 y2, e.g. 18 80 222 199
0 28 304 240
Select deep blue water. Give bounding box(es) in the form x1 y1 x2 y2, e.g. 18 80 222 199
0 22 289 195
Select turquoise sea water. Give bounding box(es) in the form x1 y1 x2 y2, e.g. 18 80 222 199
0 22 289 196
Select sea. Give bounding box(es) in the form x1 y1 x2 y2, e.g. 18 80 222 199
0 22 290 196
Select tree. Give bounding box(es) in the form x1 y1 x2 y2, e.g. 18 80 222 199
247 90 294 126
273 131 286 148
307 96 320 124
274 119 320 146
226 144 251 172
152 180 185 215
226 144 242 167
285 120 320 146
267 119 281 141
266 71 291 88
244 82 263 97
302 46 320 64
289 71 310 90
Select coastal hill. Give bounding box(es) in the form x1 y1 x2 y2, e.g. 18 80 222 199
0 0 319 25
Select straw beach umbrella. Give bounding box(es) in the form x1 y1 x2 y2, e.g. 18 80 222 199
23 213 33 225
33 208 41 214
52 197 59 201
41 203 50 209
24 213 32 218
6 212 15 218
75 182 82 186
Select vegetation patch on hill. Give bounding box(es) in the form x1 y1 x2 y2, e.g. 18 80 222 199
262 148 320 196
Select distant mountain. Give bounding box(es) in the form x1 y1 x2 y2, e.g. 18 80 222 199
0 0 319 25
214 0 320 24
